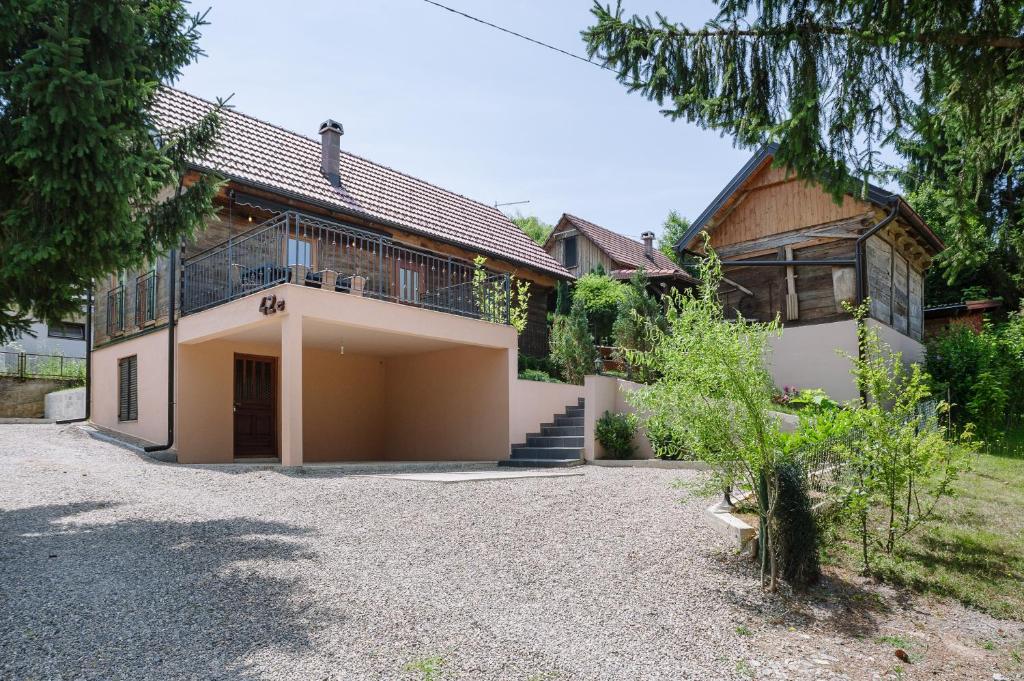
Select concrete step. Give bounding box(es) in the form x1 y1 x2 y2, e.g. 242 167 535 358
525 434 584 448
540 424 584 437
498 458 583 468
509 446 584 460
554 415 583 427
564 406 584 417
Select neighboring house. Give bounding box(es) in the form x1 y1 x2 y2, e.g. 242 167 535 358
543 213 697 291
924 299 1003 338
1 313 87 379
90 87 572 465
676 145 944 401
1 318 87 358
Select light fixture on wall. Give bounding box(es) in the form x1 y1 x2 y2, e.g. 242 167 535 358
339 339 345 356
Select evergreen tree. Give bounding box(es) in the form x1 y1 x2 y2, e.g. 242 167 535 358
584 1 1024 305
0 1 225 342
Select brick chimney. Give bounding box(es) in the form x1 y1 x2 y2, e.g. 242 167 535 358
319 119 344 187
641 231 655 259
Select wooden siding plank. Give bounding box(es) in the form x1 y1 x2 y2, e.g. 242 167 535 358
867 236 892 324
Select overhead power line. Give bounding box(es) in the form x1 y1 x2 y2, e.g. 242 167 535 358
421 0 614 71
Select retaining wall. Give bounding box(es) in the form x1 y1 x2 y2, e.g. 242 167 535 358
0 377 70 418
45 387 86 421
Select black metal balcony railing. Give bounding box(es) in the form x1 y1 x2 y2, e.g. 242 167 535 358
106 285 125 336
181 212 512 324
135 270 157 326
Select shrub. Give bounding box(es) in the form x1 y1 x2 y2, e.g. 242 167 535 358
519 369 559 383
573 272 628 344
549 298 597 384
596 410 638 459
612 269 666 382
842 304 976 572
772 461 821 587
646 414 689 459
625 240 789 590
925 308 1024 441
519 352 557 376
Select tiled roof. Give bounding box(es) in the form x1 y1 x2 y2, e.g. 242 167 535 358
152 88 570 279
557 214 695 282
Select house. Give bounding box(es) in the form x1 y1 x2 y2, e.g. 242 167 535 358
676 145 945 401
543 213 696 290
89 87 576 465
924 299 1003 338
0 313 87 378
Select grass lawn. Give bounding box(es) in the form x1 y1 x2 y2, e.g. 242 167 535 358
828 443 1024 621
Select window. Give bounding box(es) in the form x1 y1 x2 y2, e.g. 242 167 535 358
287 238 312 267
135 271 157 326
399 268 420 303
563 235 578 268
118 355 138 422
48 321 86 340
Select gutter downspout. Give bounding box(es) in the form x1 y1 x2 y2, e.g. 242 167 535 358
852 200 900 403
55 288 92 425
854 200 900 304
144 249 177 453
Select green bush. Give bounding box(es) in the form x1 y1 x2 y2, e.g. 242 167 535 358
549 299 597 384
612 269 666 383
925 312 1024 440
646 414 689 459
573 272 628 344
518 352 557 376
595 410 638 459
518 369 559 383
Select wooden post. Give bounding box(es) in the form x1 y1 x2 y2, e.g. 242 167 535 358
784 245 799 321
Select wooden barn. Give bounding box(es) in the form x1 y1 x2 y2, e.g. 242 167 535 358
676 145 945 400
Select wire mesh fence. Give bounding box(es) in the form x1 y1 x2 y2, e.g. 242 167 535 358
0 351 86 381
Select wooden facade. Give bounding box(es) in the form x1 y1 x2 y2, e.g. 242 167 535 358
93 178 558 352
546 225 617 276
688 153 940 341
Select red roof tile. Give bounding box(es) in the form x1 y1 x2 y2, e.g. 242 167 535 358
556 214 695 283
153 88 570 279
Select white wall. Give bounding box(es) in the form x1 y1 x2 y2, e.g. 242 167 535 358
768 319 926 403
767 320 860 403
869 319 925 364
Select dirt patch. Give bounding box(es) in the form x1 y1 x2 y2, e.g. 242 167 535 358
733 564 1024 679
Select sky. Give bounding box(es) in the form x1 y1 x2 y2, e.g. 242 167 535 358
176 0 750 242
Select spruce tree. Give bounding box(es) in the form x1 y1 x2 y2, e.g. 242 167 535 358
0 1 225 342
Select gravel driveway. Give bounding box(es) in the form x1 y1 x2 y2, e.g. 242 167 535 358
1 425 1019 680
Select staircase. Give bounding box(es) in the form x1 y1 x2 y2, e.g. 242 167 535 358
500 398 585 468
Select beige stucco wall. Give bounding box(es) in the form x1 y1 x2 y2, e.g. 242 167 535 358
768 320 860 403
583 375 655 460
383 346 511 461
303 350 386 462
90 330 169 444
869 318 925 365
768 319 926 404
177 338 280 464
509 379 585 445
170 284 520 464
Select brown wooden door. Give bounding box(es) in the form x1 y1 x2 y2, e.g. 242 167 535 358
233 354 277 458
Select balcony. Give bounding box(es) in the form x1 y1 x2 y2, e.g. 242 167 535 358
181 212 512 324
